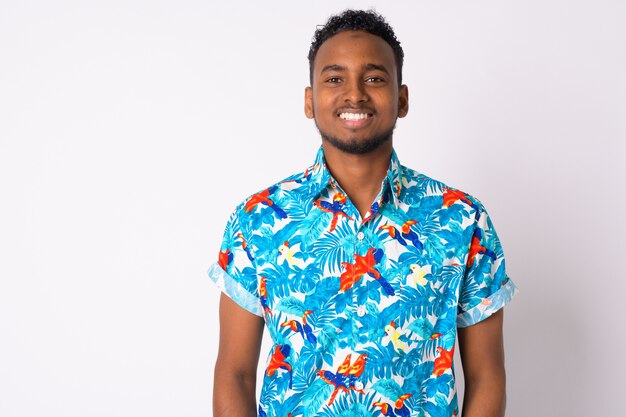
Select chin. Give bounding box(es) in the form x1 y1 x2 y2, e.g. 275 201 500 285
319 128 394 155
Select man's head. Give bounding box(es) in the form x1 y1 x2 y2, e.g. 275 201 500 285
305 10 409 155
308 9 404 86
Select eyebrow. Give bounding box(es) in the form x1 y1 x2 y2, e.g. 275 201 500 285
320 64 345 73
363 63 390 74
320 63 390 74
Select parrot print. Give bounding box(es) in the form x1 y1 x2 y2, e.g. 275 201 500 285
340 247 394 296
374 394 412 417
217 249 232 270
317 353 368 405
245 184 288 219
280 310 317 344
208 147 517 417
314 192 353 232
266 344 293 389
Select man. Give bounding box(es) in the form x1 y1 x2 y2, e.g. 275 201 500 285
209 9 516 417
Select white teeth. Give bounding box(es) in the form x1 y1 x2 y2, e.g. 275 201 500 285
340 112 369 120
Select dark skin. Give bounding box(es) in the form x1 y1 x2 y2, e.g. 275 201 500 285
213 30 506 417
213 294 264 417
304 31 408 217
458 309 506 416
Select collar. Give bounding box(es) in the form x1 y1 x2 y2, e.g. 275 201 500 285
306 146 403 209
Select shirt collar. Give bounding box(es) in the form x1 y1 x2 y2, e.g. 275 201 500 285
307 146 403 208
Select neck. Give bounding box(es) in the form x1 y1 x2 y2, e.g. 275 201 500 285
321 140 393 217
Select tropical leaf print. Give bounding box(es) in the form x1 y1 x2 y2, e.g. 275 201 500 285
395 343 427 378
292 359 317 391
303 379 333 417
317 390 375 417
439 203 466 225
303 276 340 311
301 209 331 250
311 220 353 273
208 147 517 417
275 296 306 316
406 318 435 340
371 378 403 400
393 286 430 325
317 326 340 364
359 344 395 381
378 203 410 226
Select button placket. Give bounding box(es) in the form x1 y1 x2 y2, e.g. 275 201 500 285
352 226 369 338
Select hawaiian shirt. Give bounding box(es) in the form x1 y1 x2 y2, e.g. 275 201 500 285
208 146 517 417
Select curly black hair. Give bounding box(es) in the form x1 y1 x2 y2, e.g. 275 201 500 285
308 9 404 85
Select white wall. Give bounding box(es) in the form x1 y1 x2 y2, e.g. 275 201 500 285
1 1 624 416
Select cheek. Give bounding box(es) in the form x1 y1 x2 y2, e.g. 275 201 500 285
313 96 335 116
379 99 400 117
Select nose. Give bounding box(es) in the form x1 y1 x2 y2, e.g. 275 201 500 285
344 78 368 104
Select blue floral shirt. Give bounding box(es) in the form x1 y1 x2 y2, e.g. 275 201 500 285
208 147 517 417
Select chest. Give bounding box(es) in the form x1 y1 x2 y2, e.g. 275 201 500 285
251 204 473 346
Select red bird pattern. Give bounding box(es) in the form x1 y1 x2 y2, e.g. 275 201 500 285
236 232 254 262
245 185 287 218
217 249 232 270
442 187 475 209
379 219 423 251
373 393 413 417
259 276 271 316
314 192 353 232
433 346 454 377
208 146 517 417
280 310 316 343
467 228 497 267
340 247 394 296
317 353 367 405
266 344 292 388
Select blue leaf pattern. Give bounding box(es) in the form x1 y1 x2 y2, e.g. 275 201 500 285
208 147 517 416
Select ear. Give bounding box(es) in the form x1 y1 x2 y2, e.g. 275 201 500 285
398 84 409 118
304 86 314 119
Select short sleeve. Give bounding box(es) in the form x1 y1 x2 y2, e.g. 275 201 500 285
207 206 263 317
457 204 517 328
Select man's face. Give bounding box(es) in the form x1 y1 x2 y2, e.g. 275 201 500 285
305 31 408 155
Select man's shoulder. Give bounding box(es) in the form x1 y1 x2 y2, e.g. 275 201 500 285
227 165 314 224
399 164 485 212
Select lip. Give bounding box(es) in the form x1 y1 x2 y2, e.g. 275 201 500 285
339 117 372 129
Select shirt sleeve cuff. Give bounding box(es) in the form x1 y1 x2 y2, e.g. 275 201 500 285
456 279 518 328
207 263 264 317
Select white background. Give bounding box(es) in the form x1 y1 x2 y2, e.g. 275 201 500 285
1 1 625 416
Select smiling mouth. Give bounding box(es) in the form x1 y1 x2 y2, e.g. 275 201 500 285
338 112 372 120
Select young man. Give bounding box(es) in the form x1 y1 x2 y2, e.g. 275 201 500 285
209 10 516 417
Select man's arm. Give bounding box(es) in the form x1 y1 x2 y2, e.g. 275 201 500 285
213 293 265 417
457 308 506 417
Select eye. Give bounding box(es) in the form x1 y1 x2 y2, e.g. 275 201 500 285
325 77 342 83
365 76 385 83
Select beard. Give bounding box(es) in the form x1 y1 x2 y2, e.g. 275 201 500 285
315 121 396 155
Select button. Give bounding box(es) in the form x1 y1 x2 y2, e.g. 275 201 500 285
356 306 366 317
356 232 365 241
354 381 364 391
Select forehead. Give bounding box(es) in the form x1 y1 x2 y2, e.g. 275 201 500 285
313 30 397 73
